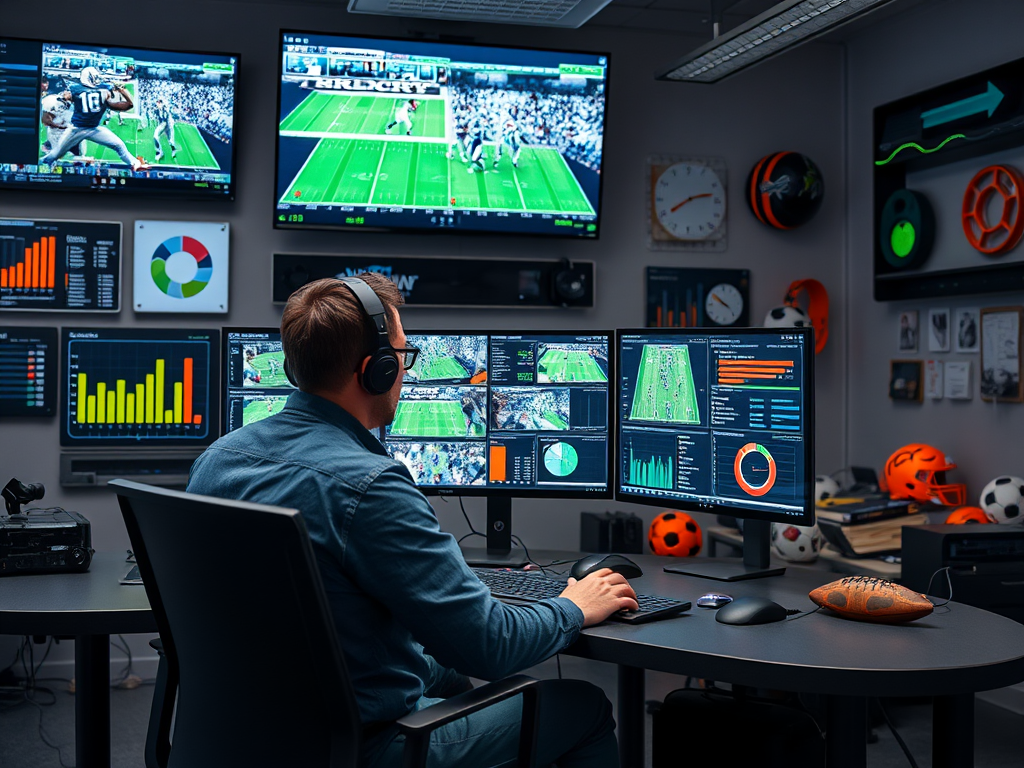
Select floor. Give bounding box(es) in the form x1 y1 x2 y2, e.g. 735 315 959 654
1 660 1022 767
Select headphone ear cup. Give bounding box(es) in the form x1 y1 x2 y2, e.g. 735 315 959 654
361 350 401 395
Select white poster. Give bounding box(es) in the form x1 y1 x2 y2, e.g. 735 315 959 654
133 221 229 313
925 360 943 399
944 361 972 400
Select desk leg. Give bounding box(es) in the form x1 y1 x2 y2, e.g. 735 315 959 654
76 633 110 768
825 695 867 768
617 665 644 768
933 693 973 768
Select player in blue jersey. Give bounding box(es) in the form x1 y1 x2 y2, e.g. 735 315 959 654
465 117 489 173
151 98 179 161
41 67 146 171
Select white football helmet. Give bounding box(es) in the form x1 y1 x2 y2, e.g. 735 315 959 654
80 67 102 88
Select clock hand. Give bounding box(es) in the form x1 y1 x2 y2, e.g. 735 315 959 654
711 292 732 310
670 193 713 213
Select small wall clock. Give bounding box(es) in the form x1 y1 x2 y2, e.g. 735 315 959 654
647 155 728 252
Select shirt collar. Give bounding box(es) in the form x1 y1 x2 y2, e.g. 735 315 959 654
284 390 389 457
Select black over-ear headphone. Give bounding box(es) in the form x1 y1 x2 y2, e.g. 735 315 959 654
283 277 400 395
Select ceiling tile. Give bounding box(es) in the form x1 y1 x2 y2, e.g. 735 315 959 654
619 8 709 34
587 5 644 24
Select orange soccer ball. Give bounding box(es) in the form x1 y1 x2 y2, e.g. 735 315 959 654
648 511 702 557
945 506 990 524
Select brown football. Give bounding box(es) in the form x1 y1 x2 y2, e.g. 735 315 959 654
808 576 934 623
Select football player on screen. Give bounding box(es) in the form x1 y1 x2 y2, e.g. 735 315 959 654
151 98 179 161
41 67 147 172
493 111 526 170
40 79 82 158
385 98 419 136
465 117 489 173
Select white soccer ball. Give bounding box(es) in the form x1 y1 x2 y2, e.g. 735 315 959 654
979 476 1024 524
771 522 823 563
764 305 810 328
815 474 840 503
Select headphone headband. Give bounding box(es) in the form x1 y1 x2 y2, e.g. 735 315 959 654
336 277 401 395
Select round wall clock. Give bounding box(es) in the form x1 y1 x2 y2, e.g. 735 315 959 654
962 164 1024 255
647 155 727 252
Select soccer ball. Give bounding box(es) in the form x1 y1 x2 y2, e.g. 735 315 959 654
979 476 1024 523
814 474 840 503
764 305 809 328
771 522 822 562
945 506 990 524
648 511 702 557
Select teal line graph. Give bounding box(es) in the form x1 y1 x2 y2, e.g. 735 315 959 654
875 133 966 166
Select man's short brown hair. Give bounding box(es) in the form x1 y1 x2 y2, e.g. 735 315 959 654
281 273 404 392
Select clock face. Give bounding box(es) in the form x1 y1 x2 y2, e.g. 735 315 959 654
704 282 744 326
653 163 726 240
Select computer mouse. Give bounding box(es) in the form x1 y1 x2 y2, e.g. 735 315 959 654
570 554 643 581
715 596 788 625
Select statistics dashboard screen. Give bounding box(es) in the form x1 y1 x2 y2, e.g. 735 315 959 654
0 326 56 417
274 31 607 237
61 327 219 447
0 37 237 198
616 328 814 525
222 328 295 434
0 218 120 312
383 331 613 497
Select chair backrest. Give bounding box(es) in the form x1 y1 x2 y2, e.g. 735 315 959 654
111 479 362 768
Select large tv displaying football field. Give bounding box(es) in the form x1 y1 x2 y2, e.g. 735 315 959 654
274 32 608 237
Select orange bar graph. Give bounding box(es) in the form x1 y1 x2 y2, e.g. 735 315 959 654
48 236 55 289
1 236 57 290
489 445 507 482
183 358 193 424
16 262 23 288
31 242 39 288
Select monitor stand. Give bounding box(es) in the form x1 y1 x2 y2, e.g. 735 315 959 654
663 520 785 581
460 498 529 568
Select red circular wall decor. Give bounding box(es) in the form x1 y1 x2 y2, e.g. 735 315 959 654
962 164 1024 255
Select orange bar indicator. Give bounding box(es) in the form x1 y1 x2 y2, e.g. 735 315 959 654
183 357 193 424
16 262 23 288
489 445 507 482
193 414 202 425
48 236 55 289
719 360 794 367
31 241 39 289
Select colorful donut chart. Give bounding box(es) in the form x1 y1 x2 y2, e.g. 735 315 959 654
961 165 1024 255
733 442 777 496
150 236 213 298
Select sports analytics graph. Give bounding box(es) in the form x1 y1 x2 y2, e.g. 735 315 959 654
0 326 57 416
62 328 218 446
0 219 121 312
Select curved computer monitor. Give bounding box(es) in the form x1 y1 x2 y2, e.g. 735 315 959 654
616 327 814 579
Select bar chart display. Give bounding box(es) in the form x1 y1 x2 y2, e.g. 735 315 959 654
618 328 812 522
62 328 218 446
0 326 57 416
0 219 120 312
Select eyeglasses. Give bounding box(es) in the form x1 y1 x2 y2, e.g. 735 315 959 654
392 346 419 371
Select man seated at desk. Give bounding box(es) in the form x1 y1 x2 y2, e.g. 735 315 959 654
188 274 638 767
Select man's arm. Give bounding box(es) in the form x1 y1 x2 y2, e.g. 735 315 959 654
107 85 133 111
41 111 56 127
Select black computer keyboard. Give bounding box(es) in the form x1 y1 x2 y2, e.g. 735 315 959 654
473 568 690 624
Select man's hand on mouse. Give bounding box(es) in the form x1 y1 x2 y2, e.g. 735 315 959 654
560 568 639 627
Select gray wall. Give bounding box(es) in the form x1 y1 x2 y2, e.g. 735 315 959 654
0 0 846 669
845 0 1024 499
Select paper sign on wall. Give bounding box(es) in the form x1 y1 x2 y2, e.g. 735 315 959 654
133 221 229 313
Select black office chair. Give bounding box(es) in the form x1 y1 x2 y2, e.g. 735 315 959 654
111 479 540 768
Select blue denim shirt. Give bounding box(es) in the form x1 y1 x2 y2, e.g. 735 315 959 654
187 391 584 724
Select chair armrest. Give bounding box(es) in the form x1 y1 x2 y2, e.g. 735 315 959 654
396 675 540 768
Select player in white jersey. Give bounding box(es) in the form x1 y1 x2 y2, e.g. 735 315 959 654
447 104 471 162
40 91 82 157
385 99 419 135
151 98 178 161
493 114 526 169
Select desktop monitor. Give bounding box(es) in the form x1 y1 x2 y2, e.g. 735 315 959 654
274 31 608 238
60 327 219 448
222 328 296 434
616 327 814 580
0 37 237 198
0 325 57 417
384 331 614 565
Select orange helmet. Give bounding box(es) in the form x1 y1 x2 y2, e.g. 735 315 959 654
883 443 966 506
945 506 989 524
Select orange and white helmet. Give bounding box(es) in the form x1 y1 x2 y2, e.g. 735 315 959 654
882 443 966 506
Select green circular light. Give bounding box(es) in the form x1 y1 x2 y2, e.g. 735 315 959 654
890 220 917 258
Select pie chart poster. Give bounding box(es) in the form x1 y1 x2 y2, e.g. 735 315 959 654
133 221 230 313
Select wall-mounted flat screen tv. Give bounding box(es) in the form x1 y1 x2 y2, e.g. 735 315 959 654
0 37 237 198
274 31 608 238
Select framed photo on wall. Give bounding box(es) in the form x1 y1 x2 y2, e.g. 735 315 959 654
898 310 919 352
928 308 950 352
954 308 981 353
981 307 1023 402
890 360 923 402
